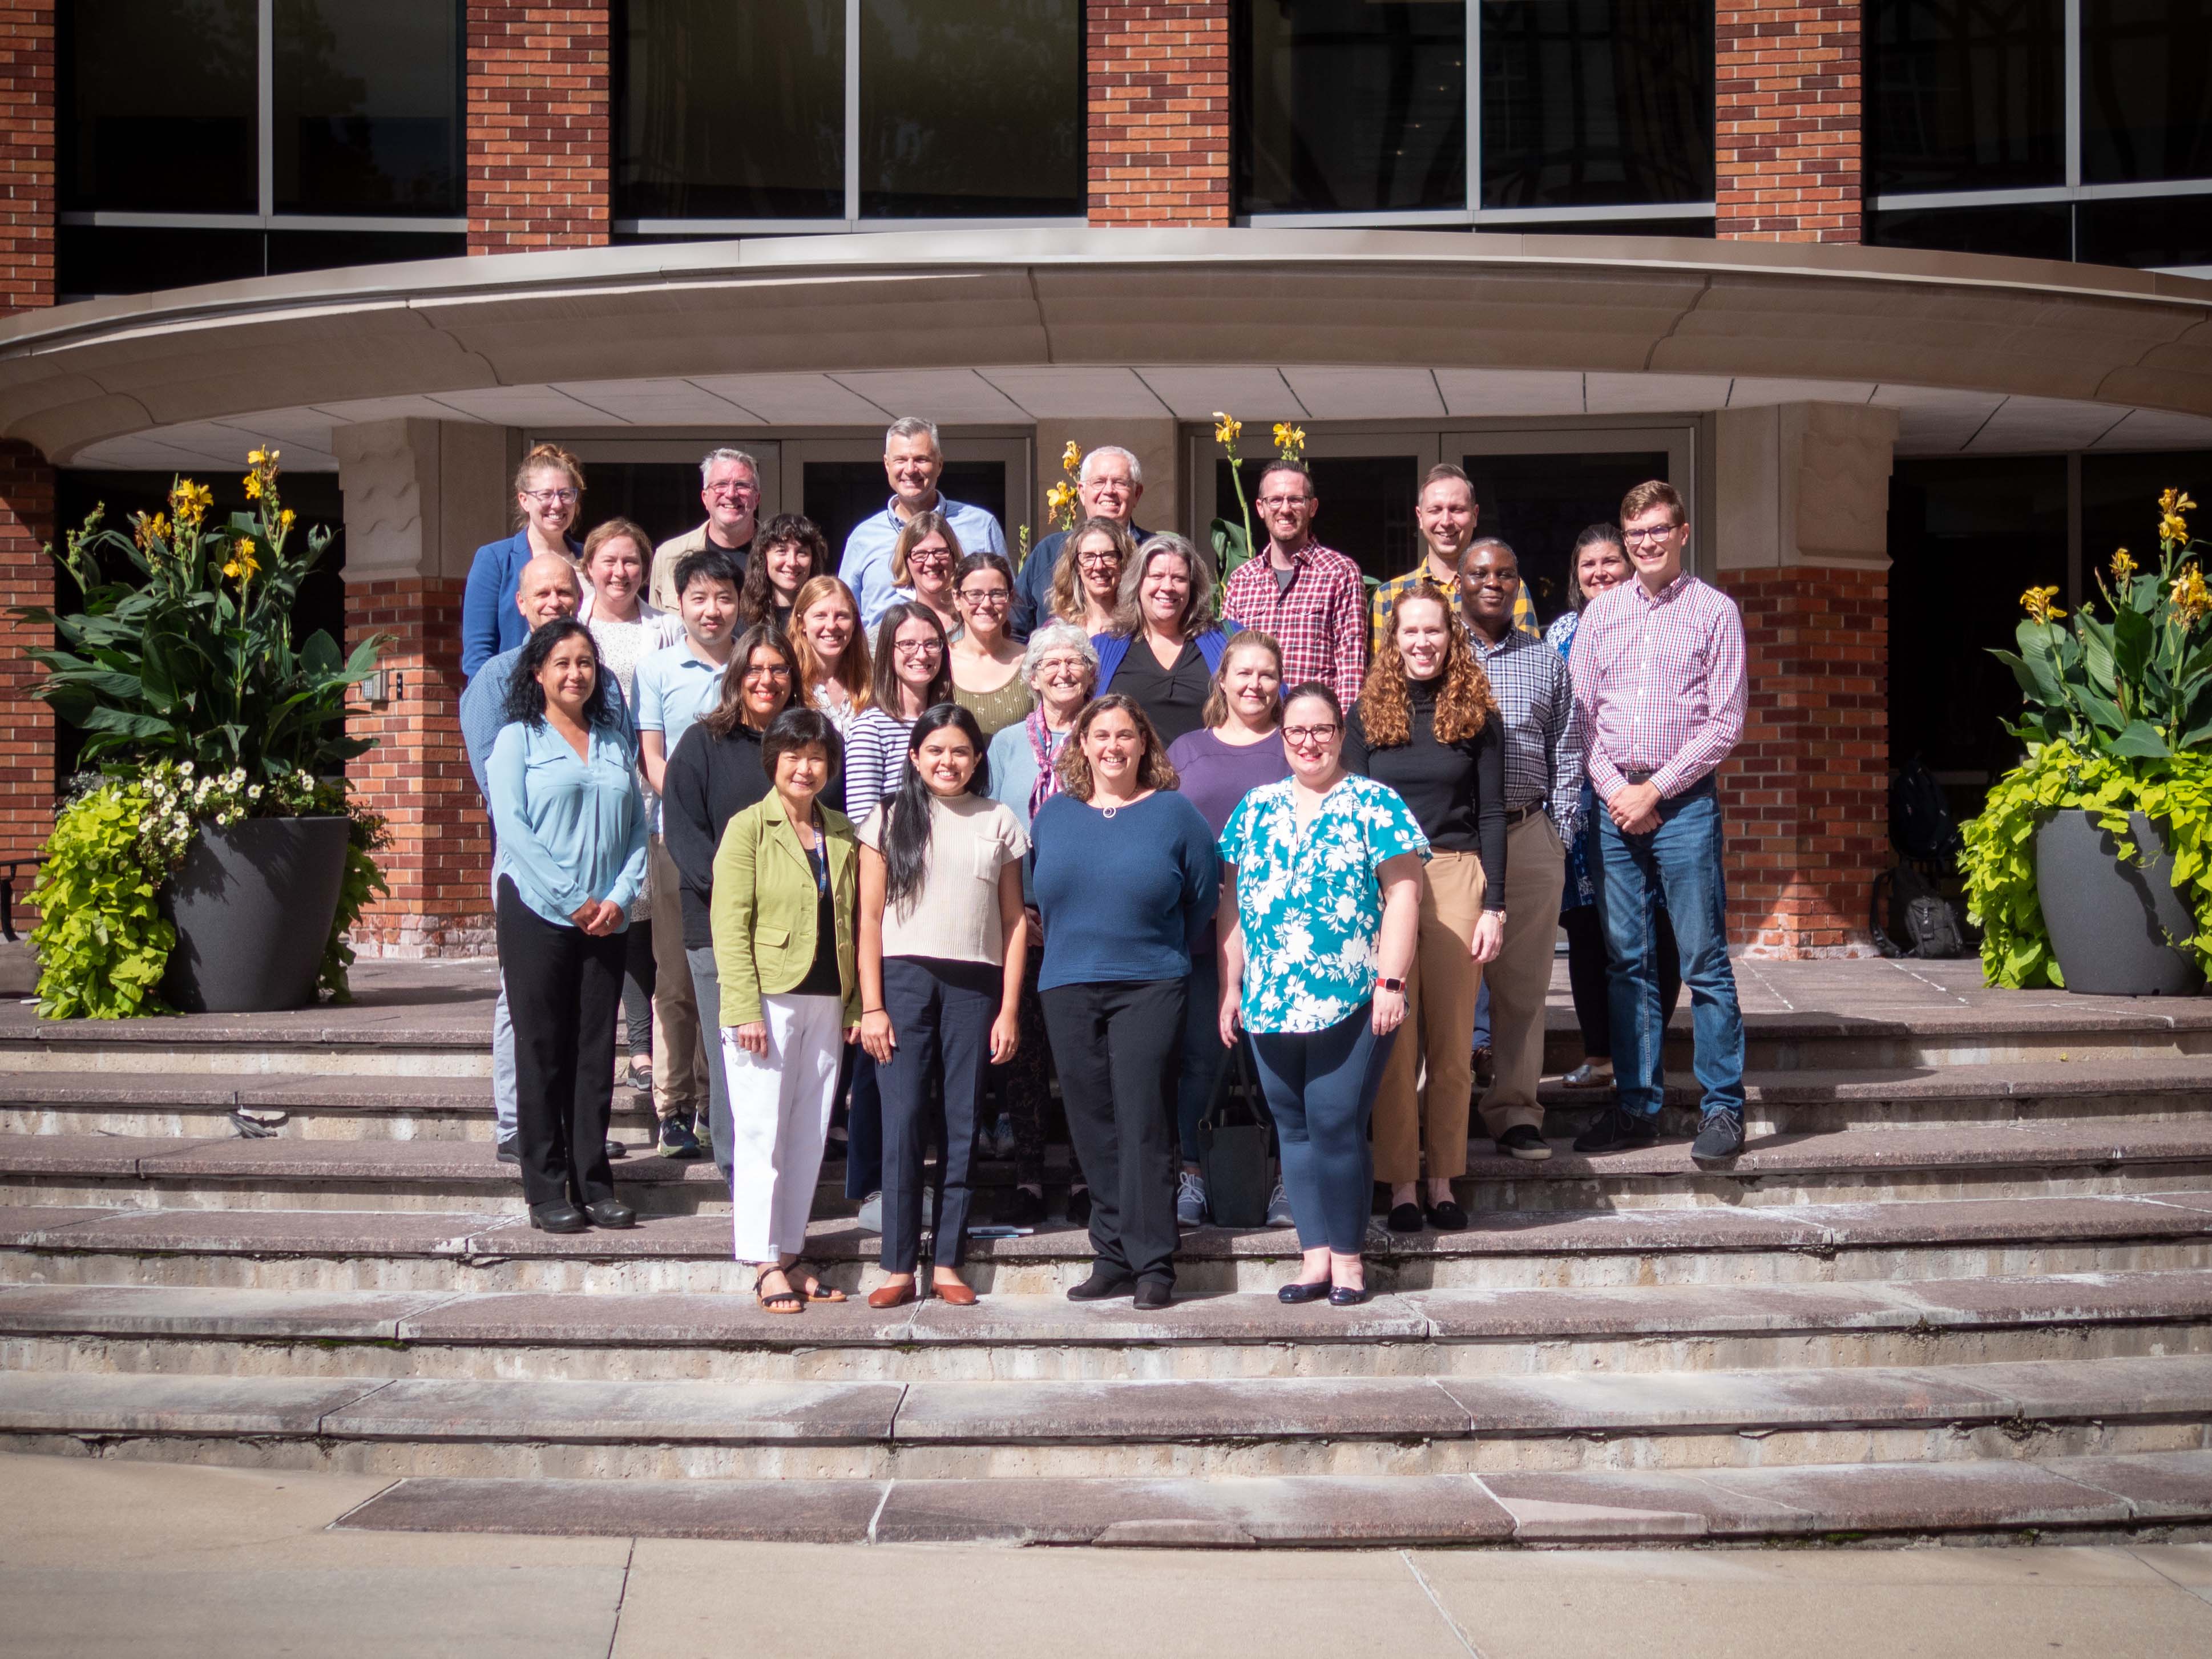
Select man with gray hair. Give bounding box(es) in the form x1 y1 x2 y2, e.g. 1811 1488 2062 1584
838 415 1008 627
651 447 761 610
1011 444 1152 637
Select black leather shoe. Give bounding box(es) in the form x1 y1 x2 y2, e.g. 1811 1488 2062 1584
1327 1283 1370 1307
1065 1267 1136 1302
1133 1279 1173 1310
495 1137 519 1165
528 1201 587 1233
1385 1202 1424 1234
604 1140 628 1160
1065 1186 1092 1226
1572 1106 1659 1154
583 1198 636 1229
1278 1279 1331 1305
1423 1199 1469 1232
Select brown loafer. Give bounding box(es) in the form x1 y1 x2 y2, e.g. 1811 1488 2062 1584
866 1280 917 1310
932 1275 978 1306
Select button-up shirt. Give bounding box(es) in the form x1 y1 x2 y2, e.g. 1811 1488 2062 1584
1568 571 1746 800
1370 562 1539 658
460 645 631 804
487 718 649 929
1220 540 1368 709
838 494 1008 628
634 640 732 833
1470 622 1584 841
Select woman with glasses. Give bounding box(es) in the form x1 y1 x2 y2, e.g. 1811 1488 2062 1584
788 575 873 734
1342 582 1505 1235
890 511 963 642
461 442 587 677
661 624 802 1182
1219 683 1427 1306
741 513 828 639
1092 533 1228 749
1050 516 1135 637
948 551 1036 740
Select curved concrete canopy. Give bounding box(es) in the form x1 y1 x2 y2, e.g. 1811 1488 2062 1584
5 227 2212 468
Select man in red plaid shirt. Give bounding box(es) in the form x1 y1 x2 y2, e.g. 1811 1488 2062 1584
1220 459 1367 707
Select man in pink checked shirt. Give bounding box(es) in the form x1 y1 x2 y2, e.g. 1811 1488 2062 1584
1565 479 1749 1165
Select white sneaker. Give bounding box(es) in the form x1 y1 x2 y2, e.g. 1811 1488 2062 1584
1265 1182 1294 1228
1176 1169 1208 1228
855 1191 883 1234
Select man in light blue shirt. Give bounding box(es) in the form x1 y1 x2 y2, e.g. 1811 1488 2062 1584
631 546 742 1160
837 415 1008 627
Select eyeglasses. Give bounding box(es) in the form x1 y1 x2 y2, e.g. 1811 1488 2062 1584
1035 656 1089 676
959 587 1010 607
1077 551 1124 570
907 551 952 567
1283 723 1339 746
1256 495 1311 510
706 482 758 499
741 663 793 681
1624 524 1681 543
1086 479 1135 496
893 639 944 659
521 487 579 506
1464 570 1521 589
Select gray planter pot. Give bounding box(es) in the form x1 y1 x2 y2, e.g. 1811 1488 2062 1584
159 816 351 1014
2033 809 2205 998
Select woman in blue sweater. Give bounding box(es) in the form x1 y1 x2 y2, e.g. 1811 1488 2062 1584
1030 694 1218 1308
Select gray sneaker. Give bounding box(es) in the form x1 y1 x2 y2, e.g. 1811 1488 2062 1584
1175 1169 1208 1228
855 1191 883 1233
1691 1108 1745 1164
1265 1181 1294 1228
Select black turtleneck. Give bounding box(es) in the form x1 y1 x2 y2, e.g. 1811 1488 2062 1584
1342 674 1507 906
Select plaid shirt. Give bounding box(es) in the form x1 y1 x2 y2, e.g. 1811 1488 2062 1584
1568 571 1746 800
1470 624 1584 841
1370 562 1539 657
1221 540 1369 708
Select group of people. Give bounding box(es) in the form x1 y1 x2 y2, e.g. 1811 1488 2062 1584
458 419 1750 1312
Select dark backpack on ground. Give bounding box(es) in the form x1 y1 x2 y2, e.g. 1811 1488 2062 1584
1871 861 1968 959
1891 756 1962 867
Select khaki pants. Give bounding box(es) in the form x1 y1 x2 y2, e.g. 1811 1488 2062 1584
1371 849 1487 1185
648 835 708 1123
1478 813 1567 1137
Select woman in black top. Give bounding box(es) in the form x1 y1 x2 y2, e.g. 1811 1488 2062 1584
1341 582 1505 1235
1093 534 1229 748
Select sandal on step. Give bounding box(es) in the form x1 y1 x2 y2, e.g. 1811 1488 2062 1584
794 1262 846 1303
754 1269 804 1314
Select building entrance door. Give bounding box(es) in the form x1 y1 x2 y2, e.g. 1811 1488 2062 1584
527 437 785 551
1452 435 1688 624
779 437 1033 566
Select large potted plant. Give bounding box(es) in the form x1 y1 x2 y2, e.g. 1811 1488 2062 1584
18 451 390 1016
1963 489 2212 994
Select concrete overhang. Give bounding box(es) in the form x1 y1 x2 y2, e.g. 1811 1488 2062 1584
5 226 2212 469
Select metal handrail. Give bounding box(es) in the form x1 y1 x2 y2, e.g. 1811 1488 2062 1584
0 859 42 943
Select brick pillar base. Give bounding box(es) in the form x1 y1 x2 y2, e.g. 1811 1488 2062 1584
0 441 54 866
1719 567 1888 956
345 579 493 956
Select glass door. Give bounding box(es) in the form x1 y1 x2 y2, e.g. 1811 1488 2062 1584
779 436 1034 566
1189 430 1442 584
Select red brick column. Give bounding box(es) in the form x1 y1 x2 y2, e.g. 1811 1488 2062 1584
0 1 53 308
1715 1 1862 242
1088 1 1230 226
345 580 493 955
466 2 611 253
1718 568 1888 955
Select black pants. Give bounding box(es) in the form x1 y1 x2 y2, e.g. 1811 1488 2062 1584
496 877 624 1210
620 916 656 1060
1563 903 1680 1059
1041 977 1183 1286
878 956 999 1274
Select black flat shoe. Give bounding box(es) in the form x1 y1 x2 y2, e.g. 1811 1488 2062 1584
583 1198 636 1229
1328 1283 1370 1307
1385 1202 1424 1234
1423 1200 1468 1232
604 1140 628 1160
495 1137 519 1165
1133 1280 1173 1310
1278 1279 1332 1305
1572 1106 1659 1154
1065 1267 1135 1302
1065 1186 1092 1226
528 1201 587 1234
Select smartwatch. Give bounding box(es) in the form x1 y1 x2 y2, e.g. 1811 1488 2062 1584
1375 976 1406 994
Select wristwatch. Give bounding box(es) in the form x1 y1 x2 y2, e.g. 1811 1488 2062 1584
1374 975 1406 994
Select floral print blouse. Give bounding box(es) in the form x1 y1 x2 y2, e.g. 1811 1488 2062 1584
1219 773 1431 1035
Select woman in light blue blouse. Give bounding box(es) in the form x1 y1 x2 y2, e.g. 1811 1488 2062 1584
1217 681 1427 1307
488 619 650 1235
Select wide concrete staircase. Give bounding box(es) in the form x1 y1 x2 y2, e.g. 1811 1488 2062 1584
3 974 2211 1548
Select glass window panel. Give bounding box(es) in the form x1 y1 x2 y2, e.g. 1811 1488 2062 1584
1868 0 2064 194
619 0 844 220
1461 449 1670 625
804 460 1007 565
61 0 259 212
859 0 1081 218
1240 0 1467 215
1867 201 2073 260
1480 1 1712 209
1500 216 1715 238
274 0 463 215
2081 1 2212 185
264 229 467 275
57 224 267 298
2074 195 2212 271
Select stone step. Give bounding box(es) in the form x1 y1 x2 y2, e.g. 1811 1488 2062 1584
329 1450 2212 1546
1 1353 2207 1479
7 1057 2209 1142
10 1118 2212 1214
7 1193 2211 1297
6 1270 2210 1381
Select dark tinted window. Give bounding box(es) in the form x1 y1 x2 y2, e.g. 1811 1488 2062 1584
274 0 463 214
1480 1 1712 209
804 461 1008 563
264 230 467 275
2081 451 2212 586
1868 0 2065 193
2081 1 2212 185
1217 454 1421 584
619 0 845 219
62 0 259 212
1506 216 1716 239
2075 195 2212 269
1240 0 1467 215
1462 449 1669 624
1868 200 2073 260
58 225 267 298
860 0 1082 217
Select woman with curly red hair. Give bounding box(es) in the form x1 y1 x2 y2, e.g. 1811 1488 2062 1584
1343 582 1505 1236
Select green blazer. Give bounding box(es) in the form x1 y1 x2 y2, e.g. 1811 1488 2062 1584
710 796 861 1029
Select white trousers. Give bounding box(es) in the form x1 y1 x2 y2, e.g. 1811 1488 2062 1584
723 994 844 1265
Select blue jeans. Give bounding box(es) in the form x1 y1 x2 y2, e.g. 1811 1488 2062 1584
1250 1004 1396 1255
1598 779 1745 1121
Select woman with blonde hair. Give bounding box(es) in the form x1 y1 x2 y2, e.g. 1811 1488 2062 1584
1342 582 1505 1236
890 510 963 640
787 575 873 733
1049 516 1136 636
462 441 587 676
1092 533 1228 748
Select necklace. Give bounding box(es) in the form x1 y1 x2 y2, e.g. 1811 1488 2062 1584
1101 805 1118 820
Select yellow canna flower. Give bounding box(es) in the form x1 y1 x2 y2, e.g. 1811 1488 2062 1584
247 449 267 467
2171 562 2211 623
1272 421 1307 457
243 473 262 499
2110 547 2136 582
1212 411 1242 449
170 479 214 525
131 510 171 551
2162 513 2190 544
2020 584 2066 624
279 507 296 531
2158 487 2196 516
1061 440 1081 475
223 536 260 584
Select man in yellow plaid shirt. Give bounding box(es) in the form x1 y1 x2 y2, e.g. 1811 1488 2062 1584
1370 463 1539 654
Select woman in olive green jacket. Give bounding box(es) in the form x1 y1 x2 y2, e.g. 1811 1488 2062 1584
712 707 862 1312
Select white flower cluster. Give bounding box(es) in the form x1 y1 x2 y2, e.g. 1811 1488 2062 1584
127 760 329 874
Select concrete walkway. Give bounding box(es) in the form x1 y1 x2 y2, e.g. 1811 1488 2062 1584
3 1453 2209 1658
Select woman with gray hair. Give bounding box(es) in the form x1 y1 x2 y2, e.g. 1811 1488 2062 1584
1091 532 1228 747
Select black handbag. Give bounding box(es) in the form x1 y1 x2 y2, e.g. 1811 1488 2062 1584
1197 1036 1274 1228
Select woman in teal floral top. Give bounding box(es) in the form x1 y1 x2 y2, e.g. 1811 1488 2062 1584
1217 681 1427 1306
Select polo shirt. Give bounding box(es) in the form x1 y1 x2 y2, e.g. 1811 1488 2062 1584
838 495 1008 627
633 640 732 831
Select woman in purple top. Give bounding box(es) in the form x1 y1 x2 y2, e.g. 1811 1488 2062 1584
1164 629 1291 1228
